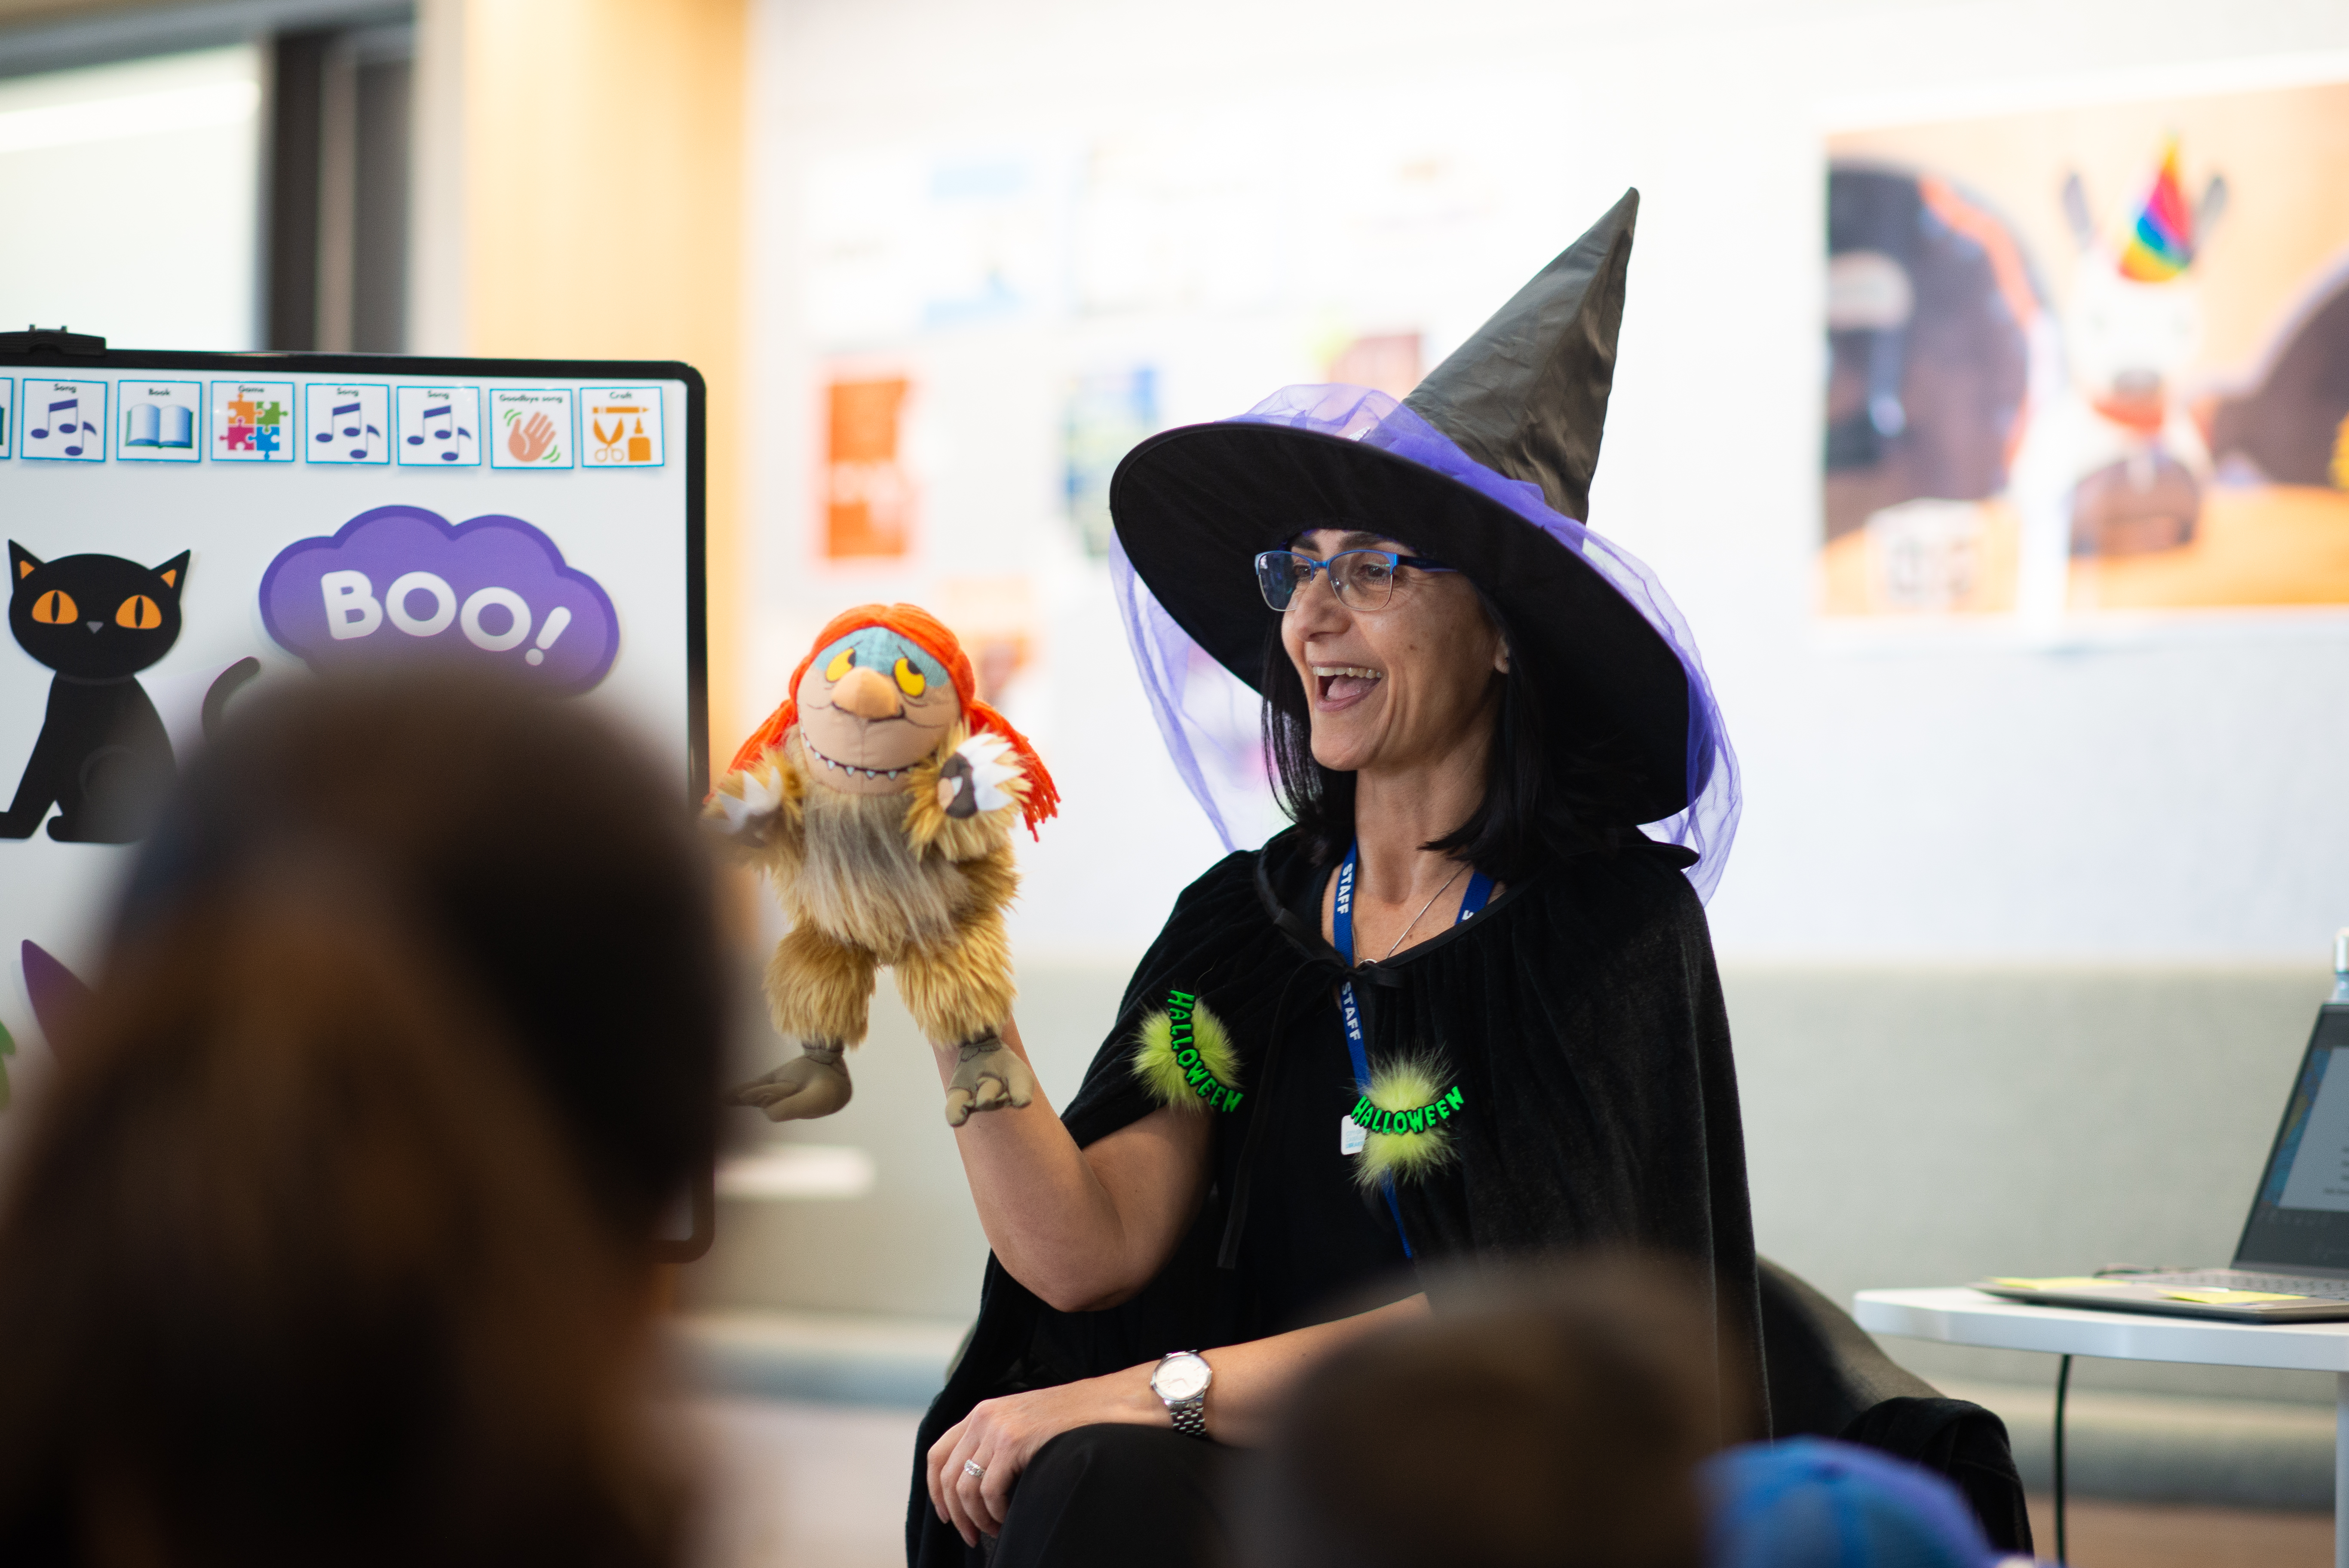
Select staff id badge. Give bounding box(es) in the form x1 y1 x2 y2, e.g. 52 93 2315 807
1340 1115 1368 1156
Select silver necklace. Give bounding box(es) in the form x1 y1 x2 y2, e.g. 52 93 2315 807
1383 861 1468 960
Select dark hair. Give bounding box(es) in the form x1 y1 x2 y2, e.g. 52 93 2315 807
0 892 681 1568
111 669 724 1247
1258 594 1642 881
1238 1254 1751 1568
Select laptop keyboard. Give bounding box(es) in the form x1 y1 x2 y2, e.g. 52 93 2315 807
2122 1269 2349 1300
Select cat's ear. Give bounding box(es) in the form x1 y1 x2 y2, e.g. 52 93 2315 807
8 542 39 584
150 551 191 597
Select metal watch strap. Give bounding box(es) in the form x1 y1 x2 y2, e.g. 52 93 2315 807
1156 1351 1210 1440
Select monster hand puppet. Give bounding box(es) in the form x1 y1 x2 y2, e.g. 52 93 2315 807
708 605 1059 1126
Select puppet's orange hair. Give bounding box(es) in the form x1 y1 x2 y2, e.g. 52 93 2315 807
726 603 1061 836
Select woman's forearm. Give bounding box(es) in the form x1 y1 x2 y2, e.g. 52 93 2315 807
1053 1292 1431 1447
933 1017 1208 1311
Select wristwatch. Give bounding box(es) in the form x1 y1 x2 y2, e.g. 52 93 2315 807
1150 1350 1213 1438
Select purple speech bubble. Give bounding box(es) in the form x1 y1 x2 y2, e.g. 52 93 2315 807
259 505 620 693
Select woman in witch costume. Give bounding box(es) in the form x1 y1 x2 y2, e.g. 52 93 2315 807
909 190 1755 1567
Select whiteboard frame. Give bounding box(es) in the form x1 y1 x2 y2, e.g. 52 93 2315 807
0 343 716 1258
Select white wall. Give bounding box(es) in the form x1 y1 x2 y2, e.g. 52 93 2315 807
0 46 263 351
742 0 2349 967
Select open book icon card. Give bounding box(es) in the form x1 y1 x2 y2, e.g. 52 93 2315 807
118 381 202 463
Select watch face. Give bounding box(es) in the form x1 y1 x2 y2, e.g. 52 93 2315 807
1154 1354 1211 1402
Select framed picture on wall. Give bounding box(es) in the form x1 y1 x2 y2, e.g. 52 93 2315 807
1821 70 2349 625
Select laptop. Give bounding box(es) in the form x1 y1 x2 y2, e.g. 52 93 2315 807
1977 1001 2349 1323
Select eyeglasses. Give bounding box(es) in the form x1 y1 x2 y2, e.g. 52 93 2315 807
1254 548 1457 612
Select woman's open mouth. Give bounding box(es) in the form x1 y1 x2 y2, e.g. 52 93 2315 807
1311 664 1383 709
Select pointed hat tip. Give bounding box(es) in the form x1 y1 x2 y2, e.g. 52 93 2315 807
1399 187 1642 520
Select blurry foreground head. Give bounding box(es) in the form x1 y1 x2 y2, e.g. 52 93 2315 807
0 893 680 1568
113 669 723 1246
1242 1255 1751 1568
1705 1439 2018 1568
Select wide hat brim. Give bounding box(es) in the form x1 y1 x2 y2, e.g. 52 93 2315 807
1109 420 1696 824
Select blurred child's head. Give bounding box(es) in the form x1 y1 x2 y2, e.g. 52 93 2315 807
0 888 681 1568
114 668 724 1248
1241 1254 1751 1568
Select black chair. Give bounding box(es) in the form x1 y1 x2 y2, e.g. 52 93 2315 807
1758 1256 2033 1555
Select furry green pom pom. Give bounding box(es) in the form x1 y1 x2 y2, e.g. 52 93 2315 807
1132 991 1243 1112
1351 1052 1462 1188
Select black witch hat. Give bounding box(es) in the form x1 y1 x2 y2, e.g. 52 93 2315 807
1110 189 1729 834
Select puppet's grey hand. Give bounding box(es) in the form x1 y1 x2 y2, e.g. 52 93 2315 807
727 1044 853 1122
936 751 979 818
943 1036 1035 1127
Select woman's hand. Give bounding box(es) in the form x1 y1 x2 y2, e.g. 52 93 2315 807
925 1363 1160 1544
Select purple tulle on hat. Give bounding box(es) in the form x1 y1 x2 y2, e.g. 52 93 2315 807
1110 384 1743 901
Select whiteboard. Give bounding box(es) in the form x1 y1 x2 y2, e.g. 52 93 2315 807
0 346 707 1090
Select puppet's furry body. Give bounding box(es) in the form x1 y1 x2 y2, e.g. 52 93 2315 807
711 723 1034 1124
712 603 1057 1125
734 727 1019 1049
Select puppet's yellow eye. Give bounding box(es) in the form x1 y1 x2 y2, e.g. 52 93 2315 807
893 658 926 697
825 647 855 681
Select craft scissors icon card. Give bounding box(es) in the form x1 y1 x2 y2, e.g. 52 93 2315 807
582 386 665 467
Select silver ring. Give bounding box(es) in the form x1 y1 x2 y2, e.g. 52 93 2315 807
963 1460 987 1480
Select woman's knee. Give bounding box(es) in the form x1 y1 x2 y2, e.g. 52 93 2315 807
997 1424 1229 1568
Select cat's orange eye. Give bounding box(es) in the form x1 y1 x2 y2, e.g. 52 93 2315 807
30 589 77 625
116 595 163 630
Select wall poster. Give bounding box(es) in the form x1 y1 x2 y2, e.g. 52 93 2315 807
1822 76 2349 621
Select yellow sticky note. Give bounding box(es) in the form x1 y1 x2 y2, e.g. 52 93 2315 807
2157 1289 2306 1305
1990 1276 2128 1290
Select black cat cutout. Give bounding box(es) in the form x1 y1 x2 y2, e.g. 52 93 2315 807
2 542 256 845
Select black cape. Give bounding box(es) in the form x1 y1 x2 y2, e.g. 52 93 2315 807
906 830 1763 1567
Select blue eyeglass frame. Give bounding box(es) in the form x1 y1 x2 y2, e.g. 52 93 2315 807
1253 548 1458 611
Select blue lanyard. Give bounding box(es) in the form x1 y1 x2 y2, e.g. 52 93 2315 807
1332 843 1493 1259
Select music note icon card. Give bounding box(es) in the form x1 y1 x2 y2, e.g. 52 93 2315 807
488 388 574 469
211 380 294 462
21 380 106 462
304 383 391 465
582 387 665 468
118 382 202 463
396 386 482 467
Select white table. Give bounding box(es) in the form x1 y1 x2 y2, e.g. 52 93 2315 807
1856 1287 2349 1567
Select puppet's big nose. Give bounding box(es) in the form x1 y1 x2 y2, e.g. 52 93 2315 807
834 665 904 719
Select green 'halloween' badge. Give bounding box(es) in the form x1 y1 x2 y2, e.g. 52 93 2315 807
1132 989 1244 1113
